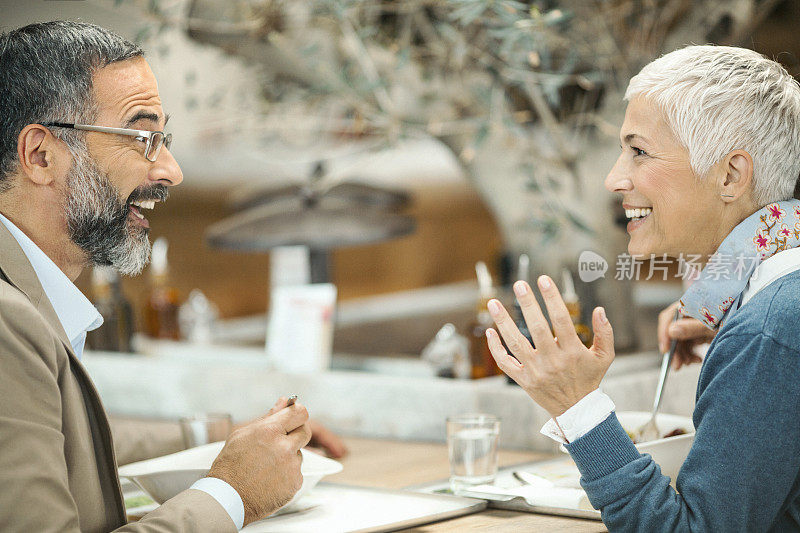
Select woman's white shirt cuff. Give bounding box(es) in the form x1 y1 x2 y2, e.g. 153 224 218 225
190 477 245 530
539 388 616 444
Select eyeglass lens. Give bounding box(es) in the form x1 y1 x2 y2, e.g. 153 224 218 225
145 132 172 162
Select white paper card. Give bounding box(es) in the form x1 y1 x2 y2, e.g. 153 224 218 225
266 283 337 372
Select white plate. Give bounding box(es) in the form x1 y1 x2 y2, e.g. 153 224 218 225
119 441 343 512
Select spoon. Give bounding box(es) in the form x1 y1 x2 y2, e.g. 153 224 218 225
513 470 554 489
634 309 680 443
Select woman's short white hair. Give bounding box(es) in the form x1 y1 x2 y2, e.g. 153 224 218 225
625 45 800 205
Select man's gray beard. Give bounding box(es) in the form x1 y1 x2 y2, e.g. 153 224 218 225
63 148 150 276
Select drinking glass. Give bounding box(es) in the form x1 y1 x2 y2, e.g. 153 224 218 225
180 413 233 448
447 413 500 492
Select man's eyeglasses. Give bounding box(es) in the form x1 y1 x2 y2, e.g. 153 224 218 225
41 122 172 162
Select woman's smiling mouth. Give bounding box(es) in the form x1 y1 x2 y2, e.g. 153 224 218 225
625 206 652 232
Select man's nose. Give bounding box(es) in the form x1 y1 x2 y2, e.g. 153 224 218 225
604 155 633 193
149 147 183 187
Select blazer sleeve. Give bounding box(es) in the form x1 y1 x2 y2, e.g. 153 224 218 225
0 292 236 533
110 416 185 467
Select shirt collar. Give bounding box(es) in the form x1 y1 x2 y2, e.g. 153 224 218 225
742 247 800 306
0 213 103 356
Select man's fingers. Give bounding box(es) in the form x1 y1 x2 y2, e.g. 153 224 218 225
265 396 289 417
487 299 536 362
270 403 309 435
536 275 582 349
486 328 524 376
287 422 313 450
308 420 348 458
511 281 556 351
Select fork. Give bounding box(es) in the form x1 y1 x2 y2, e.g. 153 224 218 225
634 309 680 442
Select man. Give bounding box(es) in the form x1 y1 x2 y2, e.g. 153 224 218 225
0 21 314 531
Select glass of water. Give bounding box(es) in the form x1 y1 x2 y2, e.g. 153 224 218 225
180 413 233 448
447 414 500 492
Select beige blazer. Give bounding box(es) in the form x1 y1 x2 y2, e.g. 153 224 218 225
0 222 236 532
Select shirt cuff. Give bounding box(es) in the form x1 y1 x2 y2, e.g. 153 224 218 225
540 388 616 444
190 477 245 530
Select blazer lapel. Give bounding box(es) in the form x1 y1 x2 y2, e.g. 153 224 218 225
0 221 126 525
0 221 72 350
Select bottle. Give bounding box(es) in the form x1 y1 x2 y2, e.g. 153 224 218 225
468 261 503 379
562 269 592 347
86 266 134 352
178 289 219 344
143 237 181 340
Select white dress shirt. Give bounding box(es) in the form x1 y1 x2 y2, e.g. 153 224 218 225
541 247 800 444
0 212 245 530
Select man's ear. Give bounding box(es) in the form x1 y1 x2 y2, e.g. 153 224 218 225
717 149 754 202
16 124 72 186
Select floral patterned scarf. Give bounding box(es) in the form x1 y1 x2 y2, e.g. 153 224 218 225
679 199 800 329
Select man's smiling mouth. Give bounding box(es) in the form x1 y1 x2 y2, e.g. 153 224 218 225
128 199 158 220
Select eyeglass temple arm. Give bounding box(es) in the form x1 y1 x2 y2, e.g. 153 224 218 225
42 122 153 137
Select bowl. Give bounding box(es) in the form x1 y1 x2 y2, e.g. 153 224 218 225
118 441 343 510
560 411 694 481
614 411 694 480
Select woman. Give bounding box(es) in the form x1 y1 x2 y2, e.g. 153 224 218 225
486 45 800 531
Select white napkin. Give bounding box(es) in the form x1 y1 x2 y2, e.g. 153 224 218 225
467 483 594 510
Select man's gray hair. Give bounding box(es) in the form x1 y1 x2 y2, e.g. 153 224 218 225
0 21 143 189
625 45 800 206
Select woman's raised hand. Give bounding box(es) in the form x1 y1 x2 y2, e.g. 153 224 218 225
485 275 615 418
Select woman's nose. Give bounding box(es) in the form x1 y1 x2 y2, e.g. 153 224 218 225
604 156 633 193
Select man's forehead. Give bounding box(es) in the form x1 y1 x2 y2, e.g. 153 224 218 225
91 57 165 126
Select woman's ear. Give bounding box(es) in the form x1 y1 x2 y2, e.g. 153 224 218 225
718 149 754 202
16 124 72 187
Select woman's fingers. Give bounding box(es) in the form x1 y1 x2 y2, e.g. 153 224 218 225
657 302 680 353
511 281 556 351
486 328 524 378
671 342 704 370
536 275 582 349
487 299 535 364
590 307 615 360
668 319 716 342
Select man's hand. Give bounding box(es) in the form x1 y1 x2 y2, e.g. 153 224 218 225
207 398 312 526
486 276 615 418
658 301 716 370
233 406 348 459
307 420 348 459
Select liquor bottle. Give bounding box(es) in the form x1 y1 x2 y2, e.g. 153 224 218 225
143 237 181 340
468 261 503 379
562 269 592 347
86 266 134 352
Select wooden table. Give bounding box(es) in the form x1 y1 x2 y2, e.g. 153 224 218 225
325 437 607 532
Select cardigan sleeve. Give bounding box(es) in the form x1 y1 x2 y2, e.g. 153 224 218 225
565 332 800 532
